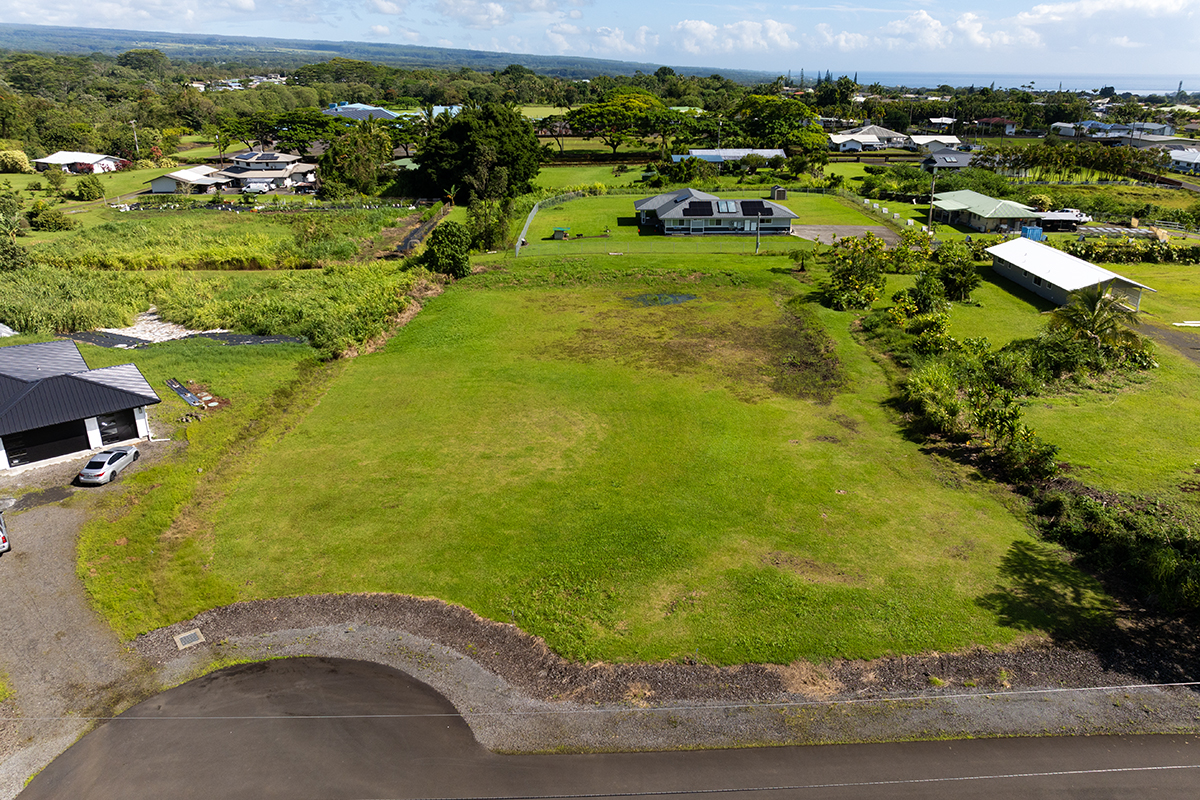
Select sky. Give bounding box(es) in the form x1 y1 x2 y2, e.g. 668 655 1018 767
0 0 1197 79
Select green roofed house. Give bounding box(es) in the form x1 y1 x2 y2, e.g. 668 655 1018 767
634 188 797 236
931 190 1042 233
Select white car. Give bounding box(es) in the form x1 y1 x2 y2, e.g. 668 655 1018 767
76 446 140 485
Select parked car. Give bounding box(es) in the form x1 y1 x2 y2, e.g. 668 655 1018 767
76 446 140 485
241 182 271 195
0 498 13 554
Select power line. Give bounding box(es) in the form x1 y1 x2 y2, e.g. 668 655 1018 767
2 680 1197 723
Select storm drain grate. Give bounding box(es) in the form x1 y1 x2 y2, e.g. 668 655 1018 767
174 628 206 650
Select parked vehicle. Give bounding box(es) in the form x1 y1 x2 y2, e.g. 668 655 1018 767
0 498 13 554
76 446 140 485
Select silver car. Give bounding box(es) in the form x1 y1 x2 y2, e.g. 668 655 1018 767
0 503 10 554
77 446 140 485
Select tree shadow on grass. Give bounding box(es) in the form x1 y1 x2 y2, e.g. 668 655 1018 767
978 539 1200 683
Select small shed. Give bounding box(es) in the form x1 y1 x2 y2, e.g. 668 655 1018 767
986 237 1155 311
772 185 787 201
552 228 571 240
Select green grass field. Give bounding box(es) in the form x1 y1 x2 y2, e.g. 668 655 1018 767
174 252 1092 666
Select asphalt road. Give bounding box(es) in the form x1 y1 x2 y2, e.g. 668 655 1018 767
20 657 1200 800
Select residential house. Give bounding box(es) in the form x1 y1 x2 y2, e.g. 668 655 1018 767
837 124 908 147
670 148 786 164
976 117 1018 136
921 149 973 173
931 190 1042 233
322 102 400 121
986 237 1155 311
1129 121 1175 136
909 134 962 150
217 151 317 191
31 151 124 174
928 117 956 131
828 133 879 152
633 188 797 236
146 165 231 194
0 341 159 470
1168 149 1200 174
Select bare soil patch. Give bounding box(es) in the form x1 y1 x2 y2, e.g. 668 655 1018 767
762 551 865 586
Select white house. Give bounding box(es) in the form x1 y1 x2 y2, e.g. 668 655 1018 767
837 124 907 147
986 237 1155 311
31 151 124 174
829 133 880 152
671 148 786 164
146 165 231 194
909 134 962 150
217 151 317 190
1168 149 1200 175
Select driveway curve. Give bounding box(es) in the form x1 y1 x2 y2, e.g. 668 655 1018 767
21 657 1200 800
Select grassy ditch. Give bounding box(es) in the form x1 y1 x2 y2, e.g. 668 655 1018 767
75 338 334 637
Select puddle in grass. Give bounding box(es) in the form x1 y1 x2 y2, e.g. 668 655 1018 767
625 293 697 307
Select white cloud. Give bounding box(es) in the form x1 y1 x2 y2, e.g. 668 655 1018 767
881 10 952 49
370 24 390 34
436 0 511 28
543 22 656 55
368 0 406 14
568 8 580 18
812 22 870 51
226 0 255 10
671 18 798 54
437 37 455 46
1109 34 1145 46
1016 0 1193 25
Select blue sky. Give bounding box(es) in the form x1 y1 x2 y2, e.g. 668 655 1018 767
1 0 1196 77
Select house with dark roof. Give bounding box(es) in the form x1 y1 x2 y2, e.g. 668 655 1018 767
922 148 973 173
217 151 317 190
670 148 786 164
633 188 797 236
321 102 400 121
0 341 160 470
147 165 232 194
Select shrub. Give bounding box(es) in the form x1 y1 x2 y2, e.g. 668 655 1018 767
932 241 982 301
422 220 471 278
74 174 105 201
0 151 34 174
0 238 30 271
827 232 887 310
26 200 75 232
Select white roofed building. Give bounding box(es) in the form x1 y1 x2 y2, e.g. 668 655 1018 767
986 237 1155 311
31 151 124 174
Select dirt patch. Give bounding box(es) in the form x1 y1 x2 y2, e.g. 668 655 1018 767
814 435 841 444
763 551 865 585
767 660 844 698
186 382 230 411
10 486 73 512
1142 322 1200 367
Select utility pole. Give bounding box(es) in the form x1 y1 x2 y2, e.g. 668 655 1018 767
129 120 140 158
927 168 938 230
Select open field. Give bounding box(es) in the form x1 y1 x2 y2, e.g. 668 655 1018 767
196 256 1064 665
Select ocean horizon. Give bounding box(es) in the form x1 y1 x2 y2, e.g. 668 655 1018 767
800 71 1200 96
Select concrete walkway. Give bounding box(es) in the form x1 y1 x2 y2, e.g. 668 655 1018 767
791 224 901 245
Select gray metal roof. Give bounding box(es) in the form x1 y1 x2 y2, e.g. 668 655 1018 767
230 151 302 164
634 188 719 213
0 341 160 437
0 340 88 380
657 197 798 221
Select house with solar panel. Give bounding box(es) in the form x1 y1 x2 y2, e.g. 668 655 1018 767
0 341 160 470
634 188 797 236
217 151 317 192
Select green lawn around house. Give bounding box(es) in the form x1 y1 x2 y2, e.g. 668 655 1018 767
199 255 1070 664
536 165 644 190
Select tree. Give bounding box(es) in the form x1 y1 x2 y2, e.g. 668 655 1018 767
0 151 33 174
417 104 546 202
74 174 105 201
269 108 340 155
422 221 472 278
931 241 981 301
827 233 888 310
567 98 644 155
734 95 818 148
318 117 394 196
1047 283 1143 357
117 49 170 75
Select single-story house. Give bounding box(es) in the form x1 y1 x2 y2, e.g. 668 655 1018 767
217 151 317 190
146 165 232 194
837 125 907 147
1129 122 1175 136
671 148 786 164
1168 149 1200 174
633 188 797 236
909 134 962 150
322 102 400 121
977 117 1018 136
922 149 973 173
31 151 124 174
931 189 1042 233
829 133 880 152
928 117 956 130
0 340 159 470
986 237 1155 311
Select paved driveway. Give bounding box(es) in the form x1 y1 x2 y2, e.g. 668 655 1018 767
791 224 901 245
21 657 1200 800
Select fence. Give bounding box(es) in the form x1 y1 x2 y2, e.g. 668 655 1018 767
514 191 586 256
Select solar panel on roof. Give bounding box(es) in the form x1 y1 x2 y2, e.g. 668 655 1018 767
682 201 713 217
260 154 278 160
741 200 767 216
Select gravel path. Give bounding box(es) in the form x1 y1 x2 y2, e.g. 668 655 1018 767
791 224 901 245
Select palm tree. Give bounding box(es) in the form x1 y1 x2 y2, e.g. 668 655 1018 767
1048 282 1142 352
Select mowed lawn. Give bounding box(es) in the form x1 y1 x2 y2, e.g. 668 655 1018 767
517 194 882 258
211 259 1061 664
